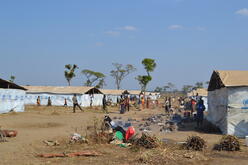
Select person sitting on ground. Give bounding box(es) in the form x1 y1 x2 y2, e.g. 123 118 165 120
72 94 83 113
104 116 126 140
196 97 205 128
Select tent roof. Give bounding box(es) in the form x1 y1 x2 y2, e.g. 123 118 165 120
208 70 248 91
0 78 26 90
188 88 208 97
100 89 126 95
100 89 143 95
129 90 142 95
23 86 102 94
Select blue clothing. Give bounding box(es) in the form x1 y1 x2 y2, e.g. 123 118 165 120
196 103 205 120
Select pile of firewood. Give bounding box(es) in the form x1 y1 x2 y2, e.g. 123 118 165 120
184 136 206 151
214 135 240 151
133 133 160 149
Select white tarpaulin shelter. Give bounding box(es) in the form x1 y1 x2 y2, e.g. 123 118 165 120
100 89 126 103
146 92 160 100
0 78 26 113
207 70 248 137
24 86 103 107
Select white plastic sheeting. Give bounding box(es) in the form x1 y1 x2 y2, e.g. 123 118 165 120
25 93 103 107
0 89 26 113
227 87 248 137
106 95 120 104
207 87 248 137
207 88 228 134
202 96 208 111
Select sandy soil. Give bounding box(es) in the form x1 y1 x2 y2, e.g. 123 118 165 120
1 105 248 165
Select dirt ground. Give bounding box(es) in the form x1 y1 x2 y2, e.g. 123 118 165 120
1 105 248 165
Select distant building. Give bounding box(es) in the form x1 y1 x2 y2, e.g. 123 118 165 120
207 70 248 137
0 78 26 113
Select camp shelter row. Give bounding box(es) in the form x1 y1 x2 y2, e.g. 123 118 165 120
0 78 26 113
23 86 160 107
23 86 103 107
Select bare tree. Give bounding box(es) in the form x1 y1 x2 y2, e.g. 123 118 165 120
110 63 136 90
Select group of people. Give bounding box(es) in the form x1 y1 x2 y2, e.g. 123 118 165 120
35 93 160 115
36 96 52 106
164 95 206 128
119 95 130 114
36 94 83 113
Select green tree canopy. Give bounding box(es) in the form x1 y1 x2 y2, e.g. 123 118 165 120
82 69 106 88
182 85 193 94
64 64 78 86
195 82 204 89
9 75 15 83
136 58 156 92
141 58 157 75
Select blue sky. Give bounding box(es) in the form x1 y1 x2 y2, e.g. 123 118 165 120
0 0 248 90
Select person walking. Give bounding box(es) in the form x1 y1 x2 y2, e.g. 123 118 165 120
72 94 83 113
64 98 68 107
102 95 108 113
120 95 126 114
125 96 130 112
47 97 52 106
37 96 41 106
165 97 170 113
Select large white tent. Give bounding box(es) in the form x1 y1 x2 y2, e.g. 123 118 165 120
100 89 126 103
24 86 103 107
0 78 26 113
207 70 248 137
